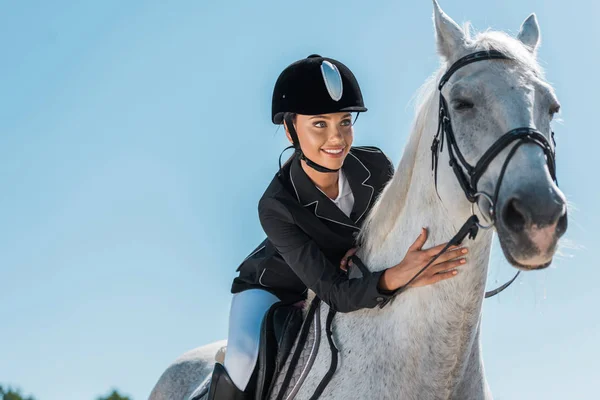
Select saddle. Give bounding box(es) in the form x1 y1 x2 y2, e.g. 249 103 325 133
192 301 306 400
254 301 304 399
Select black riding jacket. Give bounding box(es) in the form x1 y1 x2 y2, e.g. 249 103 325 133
231 146 396 312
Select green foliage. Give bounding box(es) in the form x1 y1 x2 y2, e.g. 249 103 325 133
0 385 132 400
96 389 132 400
0 385 36 400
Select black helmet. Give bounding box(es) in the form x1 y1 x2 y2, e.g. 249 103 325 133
272 54 367 173
272 54 367 124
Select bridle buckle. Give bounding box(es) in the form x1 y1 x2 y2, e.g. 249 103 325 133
470 192 495 229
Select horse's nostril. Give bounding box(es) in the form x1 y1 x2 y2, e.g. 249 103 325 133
556 210 568 238
503 198 527 233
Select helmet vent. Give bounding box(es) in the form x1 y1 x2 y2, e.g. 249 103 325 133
320 60 343 102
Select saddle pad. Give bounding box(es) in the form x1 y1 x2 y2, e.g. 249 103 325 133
267 303 321 400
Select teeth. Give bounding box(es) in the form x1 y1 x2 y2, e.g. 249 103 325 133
323 149 343 154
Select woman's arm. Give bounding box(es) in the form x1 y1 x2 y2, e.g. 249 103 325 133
260 196 468 312
259 197 391 313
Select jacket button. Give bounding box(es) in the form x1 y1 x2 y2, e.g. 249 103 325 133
376 297 384 302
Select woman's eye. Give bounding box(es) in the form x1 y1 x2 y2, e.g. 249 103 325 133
340 119 352 127
314 121 327 128
452 99 474 111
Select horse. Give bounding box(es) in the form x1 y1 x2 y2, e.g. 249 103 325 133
149 2 567 399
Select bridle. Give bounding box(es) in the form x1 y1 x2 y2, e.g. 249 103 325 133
379 49 559 306
432 50 557 227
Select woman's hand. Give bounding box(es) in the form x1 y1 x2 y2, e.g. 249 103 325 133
378 228 468 291
340 247 359 272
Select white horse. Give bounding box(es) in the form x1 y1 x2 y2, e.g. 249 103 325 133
150 2 567 399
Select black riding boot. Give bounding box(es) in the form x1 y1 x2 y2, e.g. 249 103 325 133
206 363 251 400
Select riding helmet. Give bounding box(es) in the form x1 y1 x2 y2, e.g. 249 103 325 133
271 54 368 124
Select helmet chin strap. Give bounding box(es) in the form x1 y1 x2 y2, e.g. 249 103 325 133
284 113 340 174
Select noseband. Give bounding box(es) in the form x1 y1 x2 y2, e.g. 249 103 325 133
431 50 558 227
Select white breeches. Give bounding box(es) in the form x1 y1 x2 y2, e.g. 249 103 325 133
223 289 280 391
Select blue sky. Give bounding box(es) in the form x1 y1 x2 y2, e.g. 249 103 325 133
1 1 598 399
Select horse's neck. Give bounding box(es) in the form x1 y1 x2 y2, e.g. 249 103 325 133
341 131 494 392
368 150 493 324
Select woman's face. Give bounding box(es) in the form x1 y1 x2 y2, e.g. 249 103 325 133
285 112 354 171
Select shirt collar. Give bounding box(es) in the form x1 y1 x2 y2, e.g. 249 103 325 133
288 149 376 228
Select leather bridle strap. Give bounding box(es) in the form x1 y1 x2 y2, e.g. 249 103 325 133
308 307 338 400
432 51 513 202
472 128 556 191
437 50 513 90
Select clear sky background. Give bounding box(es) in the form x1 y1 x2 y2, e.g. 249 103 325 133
1 1 598 399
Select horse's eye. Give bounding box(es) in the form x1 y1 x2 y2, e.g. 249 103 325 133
452 99 474 111
550 104 561 116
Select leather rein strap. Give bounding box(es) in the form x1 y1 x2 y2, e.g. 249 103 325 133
274 297 321 400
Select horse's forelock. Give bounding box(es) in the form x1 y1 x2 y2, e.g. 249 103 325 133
472 30 545 78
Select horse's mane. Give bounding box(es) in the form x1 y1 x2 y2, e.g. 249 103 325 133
358 26 547 254
357 69 440 254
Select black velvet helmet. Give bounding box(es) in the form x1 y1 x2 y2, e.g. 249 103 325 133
271 54 368 124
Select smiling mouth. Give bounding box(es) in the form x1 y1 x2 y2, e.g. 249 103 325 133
321 147 345 157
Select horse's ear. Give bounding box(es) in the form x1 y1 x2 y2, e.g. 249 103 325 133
517 14 541 53
433 0 468 60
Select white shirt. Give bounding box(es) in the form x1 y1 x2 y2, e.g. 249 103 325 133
317 170 355 218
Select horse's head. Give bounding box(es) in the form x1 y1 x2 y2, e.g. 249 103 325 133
432 1 567 270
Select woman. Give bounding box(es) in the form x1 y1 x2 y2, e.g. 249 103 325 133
206 54 468 399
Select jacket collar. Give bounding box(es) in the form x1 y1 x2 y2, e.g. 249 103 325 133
288 150 375 230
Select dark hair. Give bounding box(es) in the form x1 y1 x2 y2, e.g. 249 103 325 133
278 112 298 176
283 112 297 124
282 112 297 144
